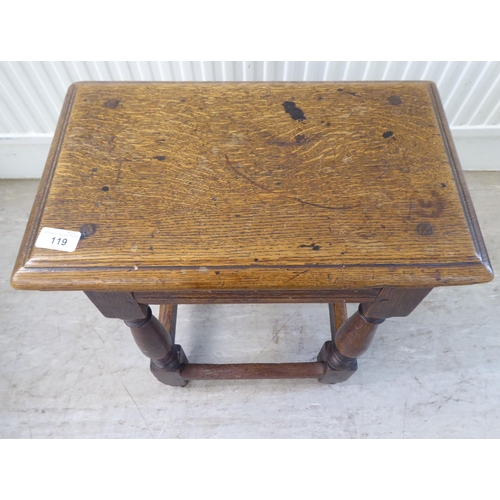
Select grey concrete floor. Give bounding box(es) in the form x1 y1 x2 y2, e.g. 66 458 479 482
1 172 499 438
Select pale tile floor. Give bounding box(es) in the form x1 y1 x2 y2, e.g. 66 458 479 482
1 172 499 438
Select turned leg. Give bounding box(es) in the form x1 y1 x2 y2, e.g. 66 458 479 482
328 302 347 338
125 307 188 386
85 292 188 387
318 304 384 383
318 288 431 384
159 304 178 343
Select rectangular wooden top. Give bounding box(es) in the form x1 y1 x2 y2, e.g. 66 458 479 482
11 81 493 291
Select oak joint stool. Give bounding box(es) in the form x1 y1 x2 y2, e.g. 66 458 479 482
11 81 493 386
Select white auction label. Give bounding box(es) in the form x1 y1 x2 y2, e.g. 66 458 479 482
35 227 82 252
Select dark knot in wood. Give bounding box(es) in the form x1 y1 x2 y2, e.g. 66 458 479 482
417 223 433 236
80 224 97 238
388 95 402 105
104 99 120 109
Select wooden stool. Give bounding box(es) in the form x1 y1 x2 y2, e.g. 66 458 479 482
11 81 493 386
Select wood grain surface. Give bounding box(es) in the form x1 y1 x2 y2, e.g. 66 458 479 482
11 81 493 291
180 363 326 380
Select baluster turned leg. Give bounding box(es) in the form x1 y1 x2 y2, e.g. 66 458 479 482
85 292 188 387
318 304 384 383
158 304 178 343
317 288 432 384
126 307 188 387
328 302 348 339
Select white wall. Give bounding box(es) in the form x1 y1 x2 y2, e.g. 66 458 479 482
1 61 499 177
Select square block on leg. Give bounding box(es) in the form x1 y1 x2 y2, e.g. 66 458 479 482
317 341 358 384
150 345 189 387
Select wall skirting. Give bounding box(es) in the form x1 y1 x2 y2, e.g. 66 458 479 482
446 127 500 172
0 136 52 179
1 129 499 179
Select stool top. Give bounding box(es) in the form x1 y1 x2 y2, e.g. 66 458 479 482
11 81 493 292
